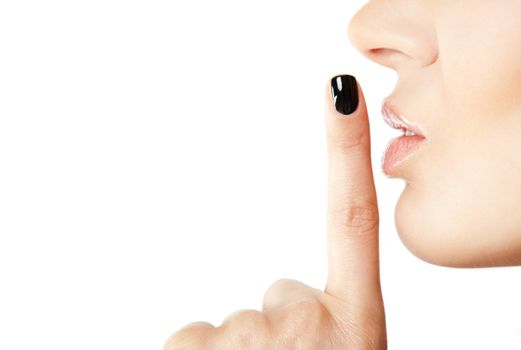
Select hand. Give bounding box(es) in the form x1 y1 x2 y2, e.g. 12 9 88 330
164 75 386 350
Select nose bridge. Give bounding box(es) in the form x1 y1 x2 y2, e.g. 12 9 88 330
347 0 438 69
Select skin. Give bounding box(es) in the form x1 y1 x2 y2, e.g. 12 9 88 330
348 0 521 267
165 75 385 350
164 0 521 348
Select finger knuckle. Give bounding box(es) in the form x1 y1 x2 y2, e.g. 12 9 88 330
328 129 369 152
266 278 296 293
290 299 329 324
164 323 213 350
222 309 267 328
277 300 336 347
220 310 270 348
263 278 321 312
331 202 379 235
263 278 296 302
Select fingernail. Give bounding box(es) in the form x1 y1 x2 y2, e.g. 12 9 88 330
331 74 359 116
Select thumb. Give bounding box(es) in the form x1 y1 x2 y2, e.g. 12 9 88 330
324 74 382 305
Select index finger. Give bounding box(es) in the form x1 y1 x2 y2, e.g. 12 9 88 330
324 74 381 303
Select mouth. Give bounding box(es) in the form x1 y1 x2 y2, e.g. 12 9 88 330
380 99 428 176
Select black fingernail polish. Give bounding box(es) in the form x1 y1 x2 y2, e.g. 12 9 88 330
331 74 359 115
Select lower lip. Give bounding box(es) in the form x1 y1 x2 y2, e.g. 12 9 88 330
382 135 426 175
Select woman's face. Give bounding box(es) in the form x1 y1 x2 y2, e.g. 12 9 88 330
348 0 521 267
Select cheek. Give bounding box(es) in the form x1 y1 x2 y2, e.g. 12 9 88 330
439 0 521 119
394 142 521 267
397 0 521 267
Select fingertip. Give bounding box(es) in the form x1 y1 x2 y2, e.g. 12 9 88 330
325 74 370 151
328 74 360 117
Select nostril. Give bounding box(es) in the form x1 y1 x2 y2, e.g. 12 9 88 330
369 48 409 58
366 48 412 68
370 48 387 54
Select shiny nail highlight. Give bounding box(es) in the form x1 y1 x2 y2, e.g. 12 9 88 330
331 75 359 115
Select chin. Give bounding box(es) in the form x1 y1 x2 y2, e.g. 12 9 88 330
393 183 521 268
393 184 500 268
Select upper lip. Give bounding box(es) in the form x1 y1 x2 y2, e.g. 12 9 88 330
381 99 427 138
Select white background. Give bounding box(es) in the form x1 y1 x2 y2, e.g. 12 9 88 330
1 0 520 349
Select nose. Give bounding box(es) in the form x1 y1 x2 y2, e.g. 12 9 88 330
347 0 438 70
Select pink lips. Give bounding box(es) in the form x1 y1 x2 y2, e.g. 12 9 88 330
381 100 428 176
